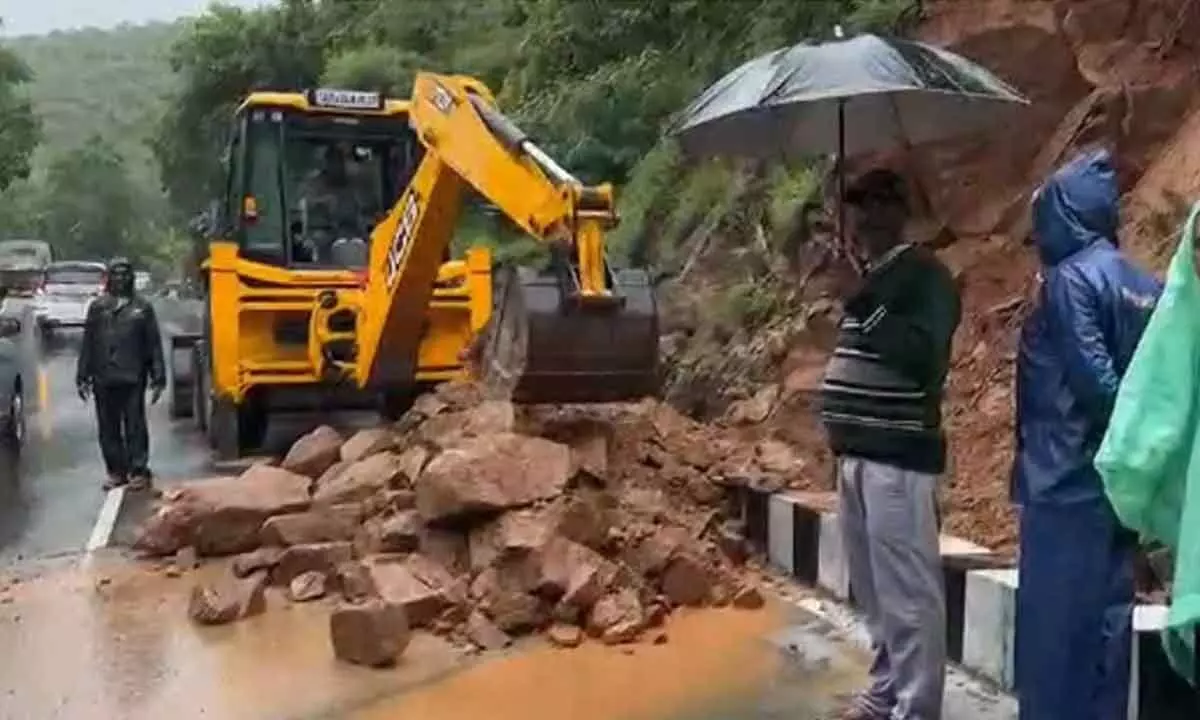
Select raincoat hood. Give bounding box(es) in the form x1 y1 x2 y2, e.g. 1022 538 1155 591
1032 148 1119 266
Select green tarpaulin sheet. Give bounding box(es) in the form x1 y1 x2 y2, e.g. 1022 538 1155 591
1096 202 1200 683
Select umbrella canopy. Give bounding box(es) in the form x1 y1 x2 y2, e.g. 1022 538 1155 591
672 33 1029 160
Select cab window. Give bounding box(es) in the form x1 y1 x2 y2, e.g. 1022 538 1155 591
238 109 287 264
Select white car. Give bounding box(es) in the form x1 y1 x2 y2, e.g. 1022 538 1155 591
35 261 107 331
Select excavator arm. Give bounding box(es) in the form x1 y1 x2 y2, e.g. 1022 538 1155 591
352 71 659 403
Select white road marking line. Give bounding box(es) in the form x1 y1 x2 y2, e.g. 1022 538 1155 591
86 486 126 553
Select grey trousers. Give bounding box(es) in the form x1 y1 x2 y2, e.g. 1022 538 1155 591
837 455 947 720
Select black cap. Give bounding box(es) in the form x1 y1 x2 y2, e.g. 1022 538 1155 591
844 168 909 210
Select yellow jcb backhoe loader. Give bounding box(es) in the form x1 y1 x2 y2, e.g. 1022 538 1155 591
168 74 660 459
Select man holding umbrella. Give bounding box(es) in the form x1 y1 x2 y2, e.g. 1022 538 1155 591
821 168 961 720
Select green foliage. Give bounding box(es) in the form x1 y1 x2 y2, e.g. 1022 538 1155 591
143 0 918 269
321 43 428 96
0 40 41 192
38 136 139 261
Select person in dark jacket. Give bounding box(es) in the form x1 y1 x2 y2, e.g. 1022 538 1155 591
76 257 166 491
1012 148 1162 720
822 168 962 720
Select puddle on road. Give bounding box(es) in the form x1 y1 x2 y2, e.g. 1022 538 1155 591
0 554 466 720
0 555 864 720
351 603 862 720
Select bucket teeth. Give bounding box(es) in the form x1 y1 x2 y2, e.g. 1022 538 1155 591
480 265 660 404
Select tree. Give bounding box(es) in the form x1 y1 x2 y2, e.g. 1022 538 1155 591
0 38 41 193
151 1 327 219
39 136 139 261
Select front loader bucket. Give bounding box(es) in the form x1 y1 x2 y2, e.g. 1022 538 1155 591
480 265 660 404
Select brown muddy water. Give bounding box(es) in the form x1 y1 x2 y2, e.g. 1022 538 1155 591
0 555 863 720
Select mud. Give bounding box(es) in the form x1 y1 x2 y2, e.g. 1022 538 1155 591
351 602 861 720
0 554 465 719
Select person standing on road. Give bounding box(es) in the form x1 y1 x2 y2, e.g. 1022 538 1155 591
76 257 166 491
820 168 962 720
1012 148 1160 720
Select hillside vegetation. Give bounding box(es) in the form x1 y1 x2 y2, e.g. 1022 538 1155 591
0 22 184 273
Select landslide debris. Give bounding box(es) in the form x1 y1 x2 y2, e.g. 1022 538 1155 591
136 382 770 665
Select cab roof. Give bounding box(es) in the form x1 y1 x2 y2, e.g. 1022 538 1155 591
238 89 410 117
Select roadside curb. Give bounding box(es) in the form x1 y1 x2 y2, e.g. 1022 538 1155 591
733 484 1196 720
85 486 125 553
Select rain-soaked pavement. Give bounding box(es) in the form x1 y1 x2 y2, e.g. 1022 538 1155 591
0 295 1018 720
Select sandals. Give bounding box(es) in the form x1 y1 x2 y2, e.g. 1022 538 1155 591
102 475 127 491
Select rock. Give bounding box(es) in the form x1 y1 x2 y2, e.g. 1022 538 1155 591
378 511 422 554
260 505 362 546
170 466 312 556
231 546 284 578
341 428 399 463
314 452 406 505
644 600 669 628
587 588 643 642
416 433 571 524
396 445 430 484
412 392 450 418
329 600 411 667
538 537 612 605
188 571 268 626
363 489 417 517
625 527 687 577
334 561 374 602
651 630 669 646
418 527 471 576
288 571 328 602
314 461 352 493
754 440 805 475
554 490 613 551
281 425 344 479
364 557 448 628
174 546 199 571
714 526 748 565
661 553 712 607
466 610 512 650
468 508 556 570
685 477 723 506
132 491 210 556
472 566 547 633
725 385 779 425
271 542 354 587
732 584 765 610
547 624 582 649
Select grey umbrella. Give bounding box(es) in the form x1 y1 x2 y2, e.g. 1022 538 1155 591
671 31 1029 250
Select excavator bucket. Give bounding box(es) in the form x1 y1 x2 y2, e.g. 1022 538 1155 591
480 265 660 404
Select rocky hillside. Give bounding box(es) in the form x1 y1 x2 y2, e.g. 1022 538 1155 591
656 0 1200 555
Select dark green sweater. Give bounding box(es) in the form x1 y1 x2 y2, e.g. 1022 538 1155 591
819 244 962 474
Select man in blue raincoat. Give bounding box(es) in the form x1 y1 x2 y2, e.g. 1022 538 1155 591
1012 147 1162 720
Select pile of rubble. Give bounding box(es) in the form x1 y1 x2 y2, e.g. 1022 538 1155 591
133 383 794 668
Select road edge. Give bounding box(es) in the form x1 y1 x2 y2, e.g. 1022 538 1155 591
85 486 126 552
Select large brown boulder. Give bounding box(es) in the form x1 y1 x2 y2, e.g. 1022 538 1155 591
329 600 411 667
340 428 399 463
470 565 548 634
314 452 407 505
139 466 311 557
416 433 571 524
271 542 354 587
660 552 713 608
133 488 212 556
587 588 644 644
187 571 269 626
281 426 344 479
364 556 449 628
259 505 362 546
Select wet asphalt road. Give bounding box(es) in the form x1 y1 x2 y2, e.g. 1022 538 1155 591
0 296 213 566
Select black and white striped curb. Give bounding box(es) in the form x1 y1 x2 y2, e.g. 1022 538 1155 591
733 485 1199 720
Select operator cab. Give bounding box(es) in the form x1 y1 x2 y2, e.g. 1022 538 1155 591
223 88 422 270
